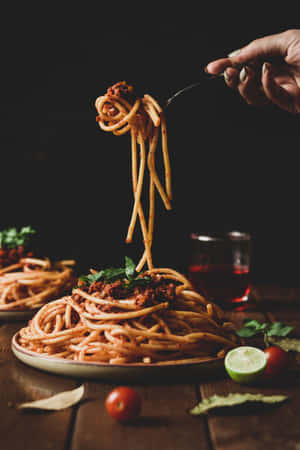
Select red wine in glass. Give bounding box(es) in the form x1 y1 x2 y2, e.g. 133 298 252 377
188 263 251 308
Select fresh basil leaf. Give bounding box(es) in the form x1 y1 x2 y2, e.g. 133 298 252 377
124 275 152 290
236 327 261 338
0 226 36 249
236 319 268 337
242 319 268 331
88 270 105 284
243 318 259 326
189 393 288 415
102 267 126 282
125 256 136 279
77 258 153 289
20 226 35 235
236 319 293 339
267 322 294 337
78 275 90 285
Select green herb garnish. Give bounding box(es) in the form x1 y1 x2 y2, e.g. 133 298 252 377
78 256 152 289
237 319 293 338
236 319 293 346
0 226 36 249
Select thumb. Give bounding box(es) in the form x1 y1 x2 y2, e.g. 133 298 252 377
228 31 291 65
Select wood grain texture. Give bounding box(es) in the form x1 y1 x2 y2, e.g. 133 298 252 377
255 287 300 337
71 383 211 450
200 376 300 450
200 294 300 450
0 322 78 450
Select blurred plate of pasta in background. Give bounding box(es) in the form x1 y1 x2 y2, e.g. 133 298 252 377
0 226 76 320
0 309 40 320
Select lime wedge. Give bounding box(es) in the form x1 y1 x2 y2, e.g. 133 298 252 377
225 346 267 384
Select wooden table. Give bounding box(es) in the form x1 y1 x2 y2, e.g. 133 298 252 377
1 285 300 450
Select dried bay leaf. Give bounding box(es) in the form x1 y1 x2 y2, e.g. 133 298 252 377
268 336 300 353
17 385 84 411
189 393 288 415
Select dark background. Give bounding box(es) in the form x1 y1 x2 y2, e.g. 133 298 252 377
1 5 299 284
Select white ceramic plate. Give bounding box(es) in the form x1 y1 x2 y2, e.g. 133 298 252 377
0 309 38 321
12 333 224 382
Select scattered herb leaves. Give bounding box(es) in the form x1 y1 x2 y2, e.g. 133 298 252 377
236 319 293 340
0 226 36 249
78 257 152 290
267 322 294 337
189 393 288 415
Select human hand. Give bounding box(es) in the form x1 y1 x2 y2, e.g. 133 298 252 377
205 29 300 114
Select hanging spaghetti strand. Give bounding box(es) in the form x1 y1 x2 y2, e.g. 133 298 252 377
95 81 172 270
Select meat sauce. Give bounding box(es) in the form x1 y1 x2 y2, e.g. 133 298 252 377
73 275 176 312
0 245 34 268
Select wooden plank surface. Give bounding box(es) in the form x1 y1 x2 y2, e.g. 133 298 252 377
200 376 300 450
199 287 300 450
71 382 211 450
0 321 78 450
254 287 300 337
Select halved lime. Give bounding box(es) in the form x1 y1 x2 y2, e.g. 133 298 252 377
225 346 267 384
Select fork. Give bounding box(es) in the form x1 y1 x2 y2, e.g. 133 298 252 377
165 61 260 109
165 74 224 109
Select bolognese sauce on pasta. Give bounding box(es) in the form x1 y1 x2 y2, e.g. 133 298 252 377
16 82 239 364
0 226 76 311
0 257 75 311
18 263 238 363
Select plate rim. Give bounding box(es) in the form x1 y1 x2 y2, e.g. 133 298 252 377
12 332 223 369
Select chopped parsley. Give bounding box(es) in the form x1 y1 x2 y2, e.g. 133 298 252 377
0 226 36 249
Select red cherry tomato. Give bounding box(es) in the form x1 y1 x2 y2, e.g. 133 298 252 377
105 387 142 423
264 346 289 377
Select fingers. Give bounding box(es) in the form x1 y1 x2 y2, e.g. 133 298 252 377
204 30 300 113
222 65 269 106
205 58 233 75
237 66 269 106
261 63 296 113
225 32 288 67
223 67 239 88
223 61 299 112
205 29 295 76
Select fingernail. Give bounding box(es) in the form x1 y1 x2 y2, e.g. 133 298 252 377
239 67 247 82
224 69 231 83
262 62 269 74
228 48 241 57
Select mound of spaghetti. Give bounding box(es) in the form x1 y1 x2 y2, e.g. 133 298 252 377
0 257 76 311
17 260 239 364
